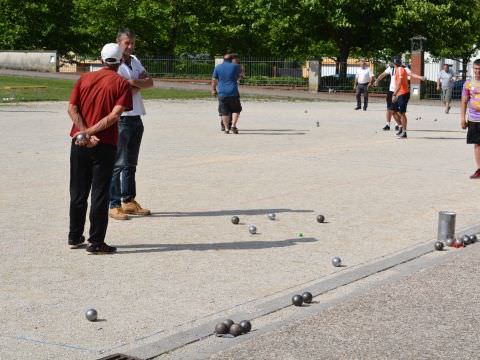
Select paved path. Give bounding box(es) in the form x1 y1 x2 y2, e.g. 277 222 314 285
0 97 474 360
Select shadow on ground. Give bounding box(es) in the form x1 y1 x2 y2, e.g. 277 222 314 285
116 237 318 254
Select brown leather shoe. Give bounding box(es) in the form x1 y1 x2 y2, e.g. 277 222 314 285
109 207 129 220
122 200 151 215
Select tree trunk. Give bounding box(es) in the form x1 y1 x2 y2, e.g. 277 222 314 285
462 57 469 81
337 45 350 78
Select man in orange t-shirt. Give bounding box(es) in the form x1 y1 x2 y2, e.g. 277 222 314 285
392 57 410 139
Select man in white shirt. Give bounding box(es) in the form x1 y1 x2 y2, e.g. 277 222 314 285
437 63 456 114
354 59 374 110
109 28 154 220
374 57 424 131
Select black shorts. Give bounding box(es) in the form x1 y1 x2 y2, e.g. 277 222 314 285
467 121 480 144
218 96 242 116
392 93 409 113
386 91 394 110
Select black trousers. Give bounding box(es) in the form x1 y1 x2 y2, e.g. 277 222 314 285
69 142 116 244
356 83 369 109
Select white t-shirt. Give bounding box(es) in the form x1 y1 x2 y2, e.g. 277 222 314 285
384 66 411 92
118 55 147 116
356 67 373 84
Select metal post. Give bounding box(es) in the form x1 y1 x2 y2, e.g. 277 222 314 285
437 211 456 240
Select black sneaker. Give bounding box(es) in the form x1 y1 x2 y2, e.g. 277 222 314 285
395 127 403 136
354 106 361 110
86 243 117 254
68 236 85 249
397 131 407 139
232 127 239 134
382 124 390 131
363 107 367 111
395 125 399 131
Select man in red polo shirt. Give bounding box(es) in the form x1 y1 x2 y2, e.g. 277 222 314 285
68 43 132 254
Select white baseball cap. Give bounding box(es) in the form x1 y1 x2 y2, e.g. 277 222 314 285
101 43 122 64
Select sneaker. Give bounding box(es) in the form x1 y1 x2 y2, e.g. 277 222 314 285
122 200 151 215
395 127 403 136
470 169 480 179
225 130 230 134
397 131 407 139
363 107 367 111
354 106 361 110
446 106 451 114
68 235 85 249
86 242 117 255
109 207 129 220
382 124 390 131
232 127 239 134
395 125 399 131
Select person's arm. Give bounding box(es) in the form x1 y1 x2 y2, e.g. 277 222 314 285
84 105 126 136
211 79 218 96
437 74 441 90
374 71 386 86
68 104 87 131
354 72 358 89
409 72 425 81
461 85 469 129
368 72 374 87
128 70 153 89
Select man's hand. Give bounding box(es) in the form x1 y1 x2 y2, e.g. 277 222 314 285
373 80 378 87
461 118 468 129
392 95 398 103
211 89 217 97
85 135 100 148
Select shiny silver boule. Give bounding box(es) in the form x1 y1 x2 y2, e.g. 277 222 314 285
76 133 87 142
85 308 97 321
268 213 276 220
248 225 257 234
445 238 455 247
332 256 342 267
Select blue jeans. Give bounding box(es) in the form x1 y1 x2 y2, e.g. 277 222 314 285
110 116 144 208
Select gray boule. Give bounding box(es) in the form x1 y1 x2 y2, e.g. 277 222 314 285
268 213 276 220
76 133 87 142
229 323 243 337
231 216 240 225
85 308 97 322
239 320 252 333
302 292 313 304
446 238 455 247
215 322 228 334
316 215 325 223
331 256 342 267
434 241 444 251
469 234 477 243
222 319 234 330
292 294 303 306
248 225 257 234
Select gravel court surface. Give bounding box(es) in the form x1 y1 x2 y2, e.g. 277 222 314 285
0 99 477 359
207 243 480 360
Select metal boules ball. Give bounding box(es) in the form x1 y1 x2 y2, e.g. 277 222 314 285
222 319 234 330
85 308 97 322
292 294 303 306
215 322 228 335
434 241 444 251
316 215 325 223
268 213 276 220
231 216 240 225
469 234 477 243
229 323 243 337
239 320 252 333
332 256 342 267
462 234 471 245
455 238 464 247
445 238 455 247
302 292 313 304
76 133 87 142
248 225 257 234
